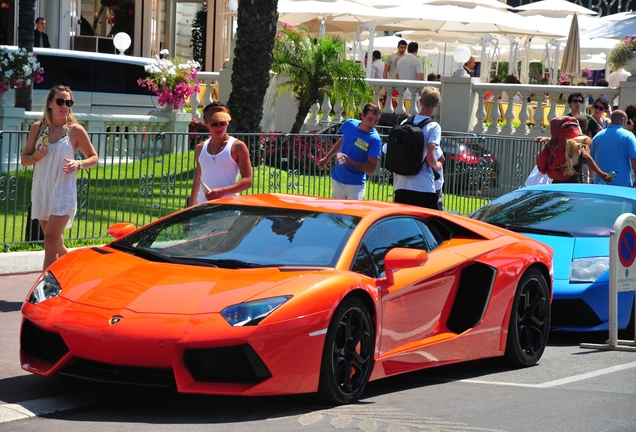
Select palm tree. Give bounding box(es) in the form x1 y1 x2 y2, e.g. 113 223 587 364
227 0 278 133
272 24 373 134
15 0 36 110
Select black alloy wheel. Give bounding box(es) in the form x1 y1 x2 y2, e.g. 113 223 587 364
317 297 374 404
505 268 551 367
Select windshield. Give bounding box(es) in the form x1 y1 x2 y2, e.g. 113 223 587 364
111 205 360 267
470 189 636 238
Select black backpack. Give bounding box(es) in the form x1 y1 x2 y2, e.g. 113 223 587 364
385 117 433 176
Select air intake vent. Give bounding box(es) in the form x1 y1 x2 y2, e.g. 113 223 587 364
184 344 272 383
21 319 69 364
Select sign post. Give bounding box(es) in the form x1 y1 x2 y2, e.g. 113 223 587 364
580 213 636 352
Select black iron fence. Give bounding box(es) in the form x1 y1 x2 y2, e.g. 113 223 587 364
0 129 541 249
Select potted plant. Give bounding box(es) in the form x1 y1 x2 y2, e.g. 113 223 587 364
607 37 636 72
137 49 201 111
0 47 45 105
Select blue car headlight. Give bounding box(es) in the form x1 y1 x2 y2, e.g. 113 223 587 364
28 271 62 304
570 257 609 283
220 296 293 326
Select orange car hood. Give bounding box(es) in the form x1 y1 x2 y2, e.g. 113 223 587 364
56 247 328 314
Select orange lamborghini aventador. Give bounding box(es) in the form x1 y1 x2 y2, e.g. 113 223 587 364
20 194 553 404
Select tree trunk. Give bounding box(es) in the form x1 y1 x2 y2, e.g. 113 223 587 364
15 0 36 110
227 0 278 133
291 100 315 134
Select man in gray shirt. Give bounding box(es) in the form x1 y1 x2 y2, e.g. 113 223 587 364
395 42 423 81
383 39 407 79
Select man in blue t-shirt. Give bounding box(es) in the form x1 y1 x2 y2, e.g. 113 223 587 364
590 110 636 187
317 103 382 200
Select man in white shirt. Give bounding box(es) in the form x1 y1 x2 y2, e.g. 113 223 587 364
395 42 423 81
383 40 407 79
371 50 384 79
607 67 631 109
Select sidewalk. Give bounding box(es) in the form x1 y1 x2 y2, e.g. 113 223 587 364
0 250 44 275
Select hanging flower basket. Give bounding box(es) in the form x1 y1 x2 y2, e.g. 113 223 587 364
0 47 45 94
137 49 200 111
607 37 636 71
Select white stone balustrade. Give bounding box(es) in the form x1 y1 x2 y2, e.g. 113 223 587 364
189 71 221 120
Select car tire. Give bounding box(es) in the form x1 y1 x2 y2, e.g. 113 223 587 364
504 268 551 367
316 297 374 405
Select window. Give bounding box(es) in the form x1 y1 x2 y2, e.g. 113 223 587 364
34 53 154 96
352 217 440 278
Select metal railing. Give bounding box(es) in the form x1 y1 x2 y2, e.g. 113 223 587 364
0 129 537 249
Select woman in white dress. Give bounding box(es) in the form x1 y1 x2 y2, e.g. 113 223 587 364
21 85 98 270
188 103 253 206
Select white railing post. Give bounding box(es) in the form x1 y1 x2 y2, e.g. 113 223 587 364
473 89 488 135
320 93 332 125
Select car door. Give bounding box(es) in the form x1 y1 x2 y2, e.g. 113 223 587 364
353 217 461 357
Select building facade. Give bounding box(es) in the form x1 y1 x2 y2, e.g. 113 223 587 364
1 0 234 71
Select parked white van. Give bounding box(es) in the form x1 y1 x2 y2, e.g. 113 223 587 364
2 47 160 114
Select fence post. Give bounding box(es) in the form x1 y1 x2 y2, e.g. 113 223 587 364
0 106 26 173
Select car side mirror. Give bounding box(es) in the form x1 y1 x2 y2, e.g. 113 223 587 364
107 222 136 239
383 247 428 285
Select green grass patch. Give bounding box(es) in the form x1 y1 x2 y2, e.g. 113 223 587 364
1 151 490 252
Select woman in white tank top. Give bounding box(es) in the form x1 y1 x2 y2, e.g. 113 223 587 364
189 103 253 206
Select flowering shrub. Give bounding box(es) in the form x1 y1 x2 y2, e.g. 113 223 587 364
607 37 636 71
137 49 200 110
261 133 333 176
102 0 135 39
0 47 45 93
188 118 209 149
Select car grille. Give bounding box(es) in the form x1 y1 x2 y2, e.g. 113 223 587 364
21 319 69 364
184 344 272 383
551 299 602 327
59 359 176 388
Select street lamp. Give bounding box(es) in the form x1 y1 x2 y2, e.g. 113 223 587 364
113 32 131 56
453 46 471 77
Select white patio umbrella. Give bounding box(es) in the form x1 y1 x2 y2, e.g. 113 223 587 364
600 11 636 23
583 15 636 39
378 4 561 37
512 0 597 16
560 14 581 81
272 0 400 34
357 0 511 10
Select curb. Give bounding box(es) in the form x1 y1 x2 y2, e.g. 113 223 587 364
0 250 44 275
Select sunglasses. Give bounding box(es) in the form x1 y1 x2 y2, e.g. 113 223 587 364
594 105 605 110
53 98 74 107
571 99 584 104
208 121 228 128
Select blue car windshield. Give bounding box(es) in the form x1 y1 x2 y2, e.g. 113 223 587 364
470 189 636 238
112 205 360 267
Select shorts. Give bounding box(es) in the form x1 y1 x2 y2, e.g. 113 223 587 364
332 179 366 200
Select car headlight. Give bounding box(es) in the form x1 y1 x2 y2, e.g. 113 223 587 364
570 257 609 283
220 296 292 327
28 271 62 304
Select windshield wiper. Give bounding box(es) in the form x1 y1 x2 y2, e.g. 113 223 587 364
200 258 270 269
109 243 181 263
499 224 573 237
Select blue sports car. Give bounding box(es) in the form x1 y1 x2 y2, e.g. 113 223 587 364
471 184 635 336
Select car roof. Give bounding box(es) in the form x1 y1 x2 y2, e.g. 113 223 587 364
210 193 408 218
1 46 151 66
521 183 636 200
